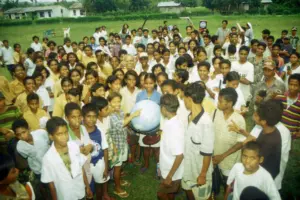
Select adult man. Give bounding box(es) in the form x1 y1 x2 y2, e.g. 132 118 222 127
290 27 299 51
0 40 14 74
215 20 230 45
279 36 293 63
141 29 150 46
182 83 214 200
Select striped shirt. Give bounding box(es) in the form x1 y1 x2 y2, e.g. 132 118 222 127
275 94 300 136
0 106 22 141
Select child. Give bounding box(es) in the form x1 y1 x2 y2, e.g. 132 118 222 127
13 119 50 199
30 35 42 52
82 103 113 200
197 61 216 101
105 75 122 97
173 69 189 84
138 72 147 90
9 64 26 98
63 37 73 53
41 117 93 200
23 93 49 131
90 83 106 98
224 142 281 200
136 73 161 173
156 72 168 94
0 153 34 199
47 59 60 82
157 94 184 200
24 48 36 76
32 71 51 111
107 92 140 198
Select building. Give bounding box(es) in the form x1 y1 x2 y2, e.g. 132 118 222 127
261 0 272 10
242 0 272 11
4 3 85 20
157 1 185 14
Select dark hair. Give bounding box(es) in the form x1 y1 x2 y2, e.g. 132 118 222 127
35 66 50 78
67 52 79 63
26 92 39 103
0 153 15 181
184 82 205 104
69 68 82 79
33 55 44 64
23 76 35 86
219 88 238 106
222 20 228 24
256 100 283 126
152 64 166 74
257 42 267 50
107 92 122 102
267 35 275 41
67 88 82 100
257 90 267 98
240 186 269 200
12 64 25 73
32 35 39 40
161 79 179 91
61 77 73 87
91 96 108 111
64 37 71 44
197 61 210 71
137 44 146 51
175 56 187 69
213 45 222 56
262 29 271 35
90 83 105 94
272 43 281 50
124 70 138 81
228 44 237 54
288 73 300 84
211 35 219 43
82 103 99 117
26 47 35 55
64 102 81 117
144 73 156 82
242 141 262 157
13 43 21 49
225 71 240 82
250 39 259 46
47 40 56 47
220 59 231 68
48 52 57 60
12 118 29 133
85 69 99 80
239 46 250 53
86 62 98 71
212 56 223 64
175 69 189 83
160 94 179 113
46 117 67 135
290 52 300 58
282 29 288 34
106 75 120 91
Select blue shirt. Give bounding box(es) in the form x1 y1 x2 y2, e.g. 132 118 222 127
136 90 161 105
89 127 104 165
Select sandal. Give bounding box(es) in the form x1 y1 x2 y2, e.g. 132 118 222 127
121 180 131 187
113 190 129 198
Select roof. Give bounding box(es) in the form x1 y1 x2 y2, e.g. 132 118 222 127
69 2 83 9
261 0 272 3
157 1 182 7
4 5 63 14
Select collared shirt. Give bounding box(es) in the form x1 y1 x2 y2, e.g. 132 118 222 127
136 89 161 105
52 93 68 117
41 141 87 200
14 92 44 113
215 27 230 44
68 125 92 147
290 35 299 49
252 77 286 101
24 58 36 76
63 45 73 53
0 106 21 142
36 86 51 108
120 86 140 114
108 111 127 152
30 42 42 52
0 46 14 65
82 54 97 68
9 79 25 98
23 108 49 131
0 76 15 105
122 44 137 56
17 129 50 174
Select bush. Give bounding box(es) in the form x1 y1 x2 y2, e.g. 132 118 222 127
0 19 32 26
36 18 61 24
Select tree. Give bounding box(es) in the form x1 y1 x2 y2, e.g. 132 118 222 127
129 0 150 11
2 0 17 11
93 0 117 12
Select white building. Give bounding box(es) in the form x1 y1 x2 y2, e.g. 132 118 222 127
4 3 85 20
157 1 185 14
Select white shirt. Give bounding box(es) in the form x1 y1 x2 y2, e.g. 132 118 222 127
24 58 36 76
96 117 110 135
41 141 87 200
30 42 43 52
17 129 50 174
282 64 300 88
135 62 152 74
0 46 14 65
227 163 281 200
120 86 140 114
93 32 101 45
148 37 159 44
160 115 184 181
63 45 73 53
188 65 200 83
95 45 112 57
69 125 92 147
122 44 137 56
36 86 51 108
177 97 190 131
231 61 254 101
133 36 142 45
93 125 109 150
250 122 291 190
44 77 55 112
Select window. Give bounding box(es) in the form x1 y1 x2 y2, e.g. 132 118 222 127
73 10 76 16
80 10 84 16
48 11 51 17
40 12 44 18
15 14 20 19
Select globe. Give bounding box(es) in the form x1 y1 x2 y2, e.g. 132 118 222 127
130 100 161 135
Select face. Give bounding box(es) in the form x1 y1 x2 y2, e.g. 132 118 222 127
68 54 77 63
288 79 300 95
84 48 92 56
267 39 274 46
169 43 176 53
204 37 210 46
109 79 121 92
86 74 97 86
49 61 58 73
272 46 280 56
139 75 145 88
79 43 84 50
50 125 69 148
24 79 35 93
115 71 124 81
15 127 32 142
163 52 170 62
226 80 239 89
189 41 197 50
198 66 209 80
214 49 222 57
241 149 262 174
65 41 71 47
125 57 135 69
110 96 121 112
256 45 265 56
66 109 82 129
83 111 97 128
161 85 176 95
111 57 120 69
125 75 136 88
239 50 248 62
125 37 131 44
35 59 44 67
177 62 188 70
0 168 19 185
217 96 230 110
15 45 21 52
83 37 89 43
230 35 238 44
178 49 186 56
137 48 144 56
91 38 95 44
28 99 39 113
72 44 77 51
14 66 26 80
71 71 81 84
290 54 299 64
147 45 154 54
154 52 161 61
157 75 167 87
152 32 157 38
197 52 207 62
222 22 227 28
251 43 258 52
138 29 143 36
143 31 149 37
144 77 155 92
34 76 43 87
140 57 148 66
263 67 274 78
93 87 105 97
220 63 231 76
62 81 72 93
154 67 163 77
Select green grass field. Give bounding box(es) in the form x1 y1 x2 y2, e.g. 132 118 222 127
1 15 300 49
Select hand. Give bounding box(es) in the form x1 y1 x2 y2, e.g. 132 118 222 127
240 106 249 114
84 144 93 154
213 87 220 93
103 168 108 180
243 135 256 145
86 187 93 199
163 176 172 187
213 154 224 165
197 175 206 186
228 120 241 133
132 109 142 118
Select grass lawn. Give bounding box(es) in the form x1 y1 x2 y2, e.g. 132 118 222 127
1 15 300 49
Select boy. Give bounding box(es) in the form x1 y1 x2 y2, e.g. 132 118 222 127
32 71 51 111
224 141 281 200
90 83 106 98
82 103 113 200
23 93 49 131
41 117 93 200
13 119 50 199
0 40 14 74
157 94 184 200
231 46 254 102
122 35 136 56
181 83 214 200
30 36 42 52
24 48 36 76
63 37 73 53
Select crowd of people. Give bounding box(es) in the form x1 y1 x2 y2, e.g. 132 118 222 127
0 19 300 200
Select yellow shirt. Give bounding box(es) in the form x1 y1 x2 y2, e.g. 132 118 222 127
53 79 63 99
14 92 43 113
52 93 67 117
23 108 49 131
202 97 216 116
13 52 23 64
9 79 25 98
0 76 15 105
82 55 97 68
76 50 83 62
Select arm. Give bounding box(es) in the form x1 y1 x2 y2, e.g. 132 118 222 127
103 149 109 180
163 154 184 185
48 182 58 200
82 168 93 198
240 77 251 85
197 155 211 185
224 184 232 200
123 109 141 126
213 143 243 165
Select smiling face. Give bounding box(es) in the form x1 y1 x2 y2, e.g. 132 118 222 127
28 99 39 113
144 77 155 93
14 66 26 80
198 66 209 81
110 96 121 112
24 79 36 93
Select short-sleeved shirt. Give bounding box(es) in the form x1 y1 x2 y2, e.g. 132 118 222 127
0 76 15 105
256 128 282 179
23 108 49 131
215 27 230 44
88 126 108 165
9 79 25 98
14 92 44 114
120 86 140 114
136 89 161 105
24 58 36 76
30 42 42 52
109 111 127 152
0 46 14 65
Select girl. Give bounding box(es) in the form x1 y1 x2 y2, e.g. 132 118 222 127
45 40 57 59
152 64 166 77
67 52 79 70
173 69 189 84
210 56 223 80
197 62 216 102
110 56 120 70
82 45 97 68
98 37 112 57
156 72 168 94
153 42 160 51
178 46 187 57
187 39 198 59
113 68 125 86
83 36 89 46
84 70 99 103
75 63 86 84
32 70 51 111
66 88 82 106
47 59 60 82
53 62 70 98
161 49 173 78
175 56 188 70
87 62 99 72
105 75 122 97
168 41 178 62
107 92 140 198
183 53 200 83
196 47 208 63
138 72 147 90
136 73 161 173
9 64 26 97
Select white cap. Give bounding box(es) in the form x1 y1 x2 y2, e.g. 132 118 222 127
139 52 148 58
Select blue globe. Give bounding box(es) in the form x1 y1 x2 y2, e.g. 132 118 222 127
130 100 161 135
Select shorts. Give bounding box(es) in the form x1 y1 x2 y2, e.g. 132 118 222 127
139 134 160 148
90 159 110 184
157 179 181 194
181 179 212 200
115 147 128 167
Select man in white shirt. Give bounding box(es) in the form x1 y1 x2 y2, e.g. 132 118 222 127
133 28 143 46
122 35 137 56
203 35 214 60
148 29 160 44
30 36 43 52
63 37 73 53
0 40 14 73
157 94 184 200
215 20 230 45
231 46 254 101
93 27 101 45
